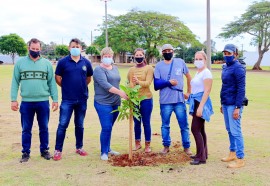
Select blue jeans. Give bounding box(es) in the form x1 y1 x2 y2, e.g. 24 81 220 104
160 102 190 148
55 100 87 151
20 101 50 154
94 101 119 155
134 98 153 142
222 105 244 159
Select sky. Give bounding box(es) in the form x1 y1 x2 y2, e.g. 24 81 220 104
0 0 258 52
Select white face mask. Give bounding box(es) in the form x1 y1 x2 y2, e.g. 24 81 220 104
194 60 205 69
102 57 113 65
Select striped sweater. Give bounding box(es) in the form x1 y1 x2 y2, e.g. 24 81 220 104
11 56 58 102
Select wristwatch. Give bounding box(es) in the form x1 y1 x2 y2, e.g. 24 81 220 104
235 106 241 109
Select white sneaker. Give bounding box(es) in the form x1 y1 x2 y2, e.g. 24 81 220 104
100 153 108 161
108 150 120 155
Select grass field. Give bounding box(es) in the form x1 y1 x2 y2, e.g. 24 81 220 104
0 64 270 186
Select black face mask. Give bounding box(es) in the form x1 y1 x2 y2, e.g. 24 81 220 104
29 50 40 59
163 52 173 60
135 57 144 63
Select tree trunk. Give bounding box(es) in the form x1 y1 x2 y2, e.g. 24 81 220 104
252 50 264 70
129 108 133 160
11 53 15 64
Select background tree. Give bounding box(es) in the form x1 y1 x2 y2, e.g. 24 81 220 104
95 10 201 63
41 41 57 60
0 33 27 64
86 45 100 62
218 1 270 70
55 45 69 58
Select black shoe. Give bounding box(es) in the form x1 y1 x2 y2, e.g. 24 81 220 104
190 160 206 165
190 155 197 159
41 150 52 160
20 152 30 163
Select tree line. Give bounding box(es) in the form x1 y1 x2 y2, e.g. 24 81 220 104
0 1 269 69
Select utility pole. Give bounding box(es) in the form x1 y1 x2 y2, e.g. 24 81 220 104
101 0 110 47
206 0 211 70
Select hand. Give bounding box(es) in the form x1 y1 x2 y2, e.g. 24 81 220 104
184 92 190 99
196 106 203 117
11 101 19 111
132 76 139 85
52 102 58 112
233 108 240 119
119 90 129 100
220 106 223 114
169 79 178 86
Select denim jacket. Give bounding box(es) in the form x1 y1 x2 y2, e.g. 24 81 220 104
187 92 214 122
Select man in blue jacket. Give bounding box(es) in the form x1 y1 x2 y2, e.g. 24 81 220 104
220 44 246 168
154 44 192 155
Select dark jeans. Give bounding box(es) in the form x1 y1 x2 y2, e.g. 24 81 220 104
55 100 87 152
20 101 50 154
94 101 119 155
134 98 153 142
191 100 207 161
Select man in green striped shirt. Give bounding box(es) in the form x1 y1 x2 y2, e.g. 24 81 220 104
10 38 58 163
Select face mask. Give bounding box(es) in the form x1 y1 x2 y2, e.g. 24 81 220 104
135 57 144 63
224 56 234 63
70 48 81 57
102 57 113 65
163 52 173 60
29 50 40 59
194 60 205 69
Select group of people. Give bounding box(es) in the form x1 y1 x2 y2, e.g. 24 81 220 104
10 38 246 168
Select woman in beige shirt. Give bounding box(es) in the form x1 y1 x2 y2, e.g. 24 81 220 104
127 48 154 153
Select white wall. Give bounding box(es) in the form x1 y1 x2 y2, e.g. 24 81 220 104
243 51 270 66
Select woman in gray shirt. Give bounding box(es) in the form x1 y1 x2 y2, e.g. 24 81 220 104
93 47 128 161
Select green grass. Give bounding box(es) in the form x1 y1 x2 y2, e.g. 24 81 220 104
0 64 270 186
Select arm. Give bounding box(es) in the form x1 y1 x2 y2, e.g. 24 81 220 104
154 78 172 91
109 86 128 100
55 75 62 87
136 66 154 88
47 63 58 111
196 78 213 117
86 76 91 85
184 72 192 99
10 63 20 111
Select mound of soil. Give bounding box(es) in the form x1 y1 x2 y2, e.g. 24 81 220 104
109 141 191 167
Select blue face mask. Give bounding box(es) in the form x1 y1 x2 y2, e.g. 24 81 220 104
224 56 235 63
70 48 81 57
102 57 113 65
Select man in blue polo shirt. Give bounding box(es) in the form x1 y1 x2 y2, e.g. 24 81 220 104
53 38 93 161
154 44 192 155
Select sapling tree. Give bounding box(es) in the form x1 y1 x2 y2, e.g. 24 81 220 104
113 83 146 160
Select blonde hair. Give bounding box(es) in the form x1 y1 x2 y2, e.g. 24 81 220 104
195 50 207 61
100 47 114 57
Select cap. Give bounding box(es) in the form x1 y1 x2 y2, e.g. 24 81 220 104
161 44 174 51
222 44 237 53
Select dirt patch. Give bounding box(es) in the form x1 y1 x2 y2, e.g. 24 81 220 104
109 141 191 167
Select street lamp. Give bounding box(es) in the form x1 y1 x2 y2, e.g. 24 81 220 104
101 0 111 47
206 0 211 70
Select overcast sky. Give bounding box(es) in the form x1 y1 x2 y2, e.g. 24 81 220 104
0 0 257 52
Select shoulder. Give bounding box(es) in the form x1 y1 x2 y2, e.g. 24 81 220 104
81 56 92 64
155 61 164 68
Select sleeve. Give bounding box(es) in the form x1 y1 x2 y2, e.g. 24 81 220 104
182 61 189 75
153 64 172 91
55 60 63 76
86 59 93 77
47 62 58 102
235 66 246 108
93 67 113 91
203 69 213 80
10 62 21 101
138 66 154 88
